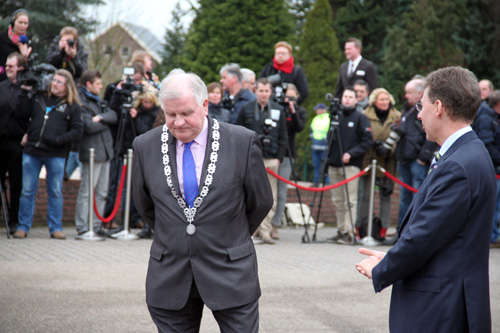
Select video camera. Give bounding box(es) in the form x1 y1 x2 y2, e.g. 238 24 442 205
117 66 143 98
268 73 291 113
17 53 57 97
325 93 346 118
259 118 276 147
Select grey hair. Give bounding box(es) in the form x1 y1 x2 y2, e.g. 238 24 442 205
219 63 242 83
159 72 208 108
409 78 426 93
240 68 255 83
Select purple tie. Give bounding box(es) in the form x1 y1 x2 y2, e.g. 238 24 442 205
183 141 199 207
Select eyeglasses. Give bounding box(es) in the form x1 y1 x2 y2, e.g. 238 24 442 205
52 78 65 85
275 52 289 56
416 102 422 112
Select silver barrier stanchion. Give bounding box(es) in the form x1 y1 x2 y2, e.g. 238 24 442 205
76 148 105 241
111 149 139 240
360 159 381 246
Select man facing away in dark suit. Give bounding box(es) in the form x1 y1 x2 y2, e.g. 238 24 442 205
132 72 273 332
356 66 496 332
334 37 378 99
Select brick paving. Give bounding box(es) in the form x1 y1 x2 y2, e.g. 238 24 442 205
1 226 500 332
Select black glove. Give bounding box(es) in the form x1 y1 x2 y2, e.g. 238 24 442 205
374 140 390 157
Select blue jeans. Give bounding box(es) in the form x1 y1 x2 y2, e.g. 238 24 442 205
397 160 428 226
66 151 81 178
491 179 500 242
311 149 329 184
17 153 66 234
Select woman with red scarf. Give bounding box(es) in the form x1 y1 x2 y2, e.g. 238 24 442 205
0 9 32 82
258 41 309 105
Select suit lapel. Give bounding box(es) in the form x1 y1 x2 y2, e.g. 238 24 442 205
167 130 182 195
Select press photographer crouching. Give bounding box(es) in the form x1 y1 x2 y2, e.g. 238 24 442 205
13 69 83 239
237 77 288 244
325 88 373 244
270 83 306 239
356 88 401 241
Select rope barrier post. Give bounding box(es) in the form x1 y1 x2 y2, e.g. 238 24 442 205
111 149 139 240
360 159 381 246
76 148 105 241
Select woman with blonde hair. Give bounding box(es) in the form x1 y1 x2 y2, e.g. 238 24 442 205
356 88 401 241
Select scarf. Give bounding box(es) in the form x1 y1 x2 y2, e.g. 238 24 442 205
273 56 294 74
374 104 392 124
80 87 100 102
8 26 21 45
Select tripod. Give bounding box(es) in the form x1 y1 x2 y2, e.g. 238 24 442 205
302 104 355 244
0 181 10 238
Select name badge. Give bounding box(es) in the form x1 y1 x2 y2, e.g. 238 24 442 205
271 109 281 121
348 122 354 127
356 70 366 76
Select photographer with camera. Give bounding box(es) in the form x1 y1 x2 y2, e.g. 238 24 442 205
13 69 83 239
219 63 256 124
74 69 117 236
237 77 288 244
259 41 308 105
45 26 88 82
0 9 32 82
270 83 306 239
0 52 29 233
356 88 400 241
326 88 373 244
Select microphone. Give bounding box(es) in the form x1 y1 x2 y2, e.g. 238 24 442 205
19 35 29 44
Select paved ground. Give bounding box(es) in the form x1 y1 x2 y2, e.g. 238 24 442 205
1 225 500 332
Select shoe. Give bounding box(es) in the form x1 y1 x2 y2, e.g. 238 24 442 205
95 229 109 238
270 227 280 240
137 229 153 239
337 233 354 245
13 230 27 238
490 240 500 248
261 235 275 245
383 235 398 246
252 236 263 244
51 231 66 240
326 231 343 242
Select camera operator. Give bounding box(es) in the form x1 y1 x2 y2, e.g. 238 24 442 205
384 78 439 245
259 41 309 105
270 83 306 239
219 63 256 124
13 69 83 239
74 69 117 236
237 77 288 244
356 88 400 241
0 52 29 233
0 9 32 82
45 26 88 82
326 88 373 244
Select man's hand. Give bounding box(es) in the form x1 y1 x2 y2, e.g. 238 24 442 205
64 44 77 58
130 108 138 119
342 152 351 164
92 115 102 123
355 248 386 279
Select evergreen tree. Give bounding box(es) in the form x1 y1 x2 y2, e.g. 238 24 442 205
0 0 101 61
181 0 293 83
382 0 467 103
287 0 314 48
157 2 186 78
295 0 340 180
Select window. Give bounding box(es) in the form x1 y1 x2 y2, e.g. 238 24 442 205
121 46 129 56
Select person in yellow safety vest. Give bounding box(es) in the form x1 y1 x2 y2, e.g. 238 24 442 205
310 103 330 185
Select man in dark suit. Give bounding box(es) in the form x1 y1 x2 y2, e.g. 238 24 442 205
132 72 273 332
356 66 495 332
334 37 378 98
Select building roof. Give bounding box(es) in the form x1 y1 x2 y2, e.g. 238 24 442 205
94 21 163 64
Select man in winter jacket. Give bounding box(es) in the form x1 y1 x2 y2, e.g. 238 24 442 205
13 69 83 239
75 70 117 236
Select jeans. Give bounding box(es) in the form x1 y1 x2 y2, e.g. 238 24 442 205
491 179 500 242
271 157 292 227
17 153 66 234
311 149 329 184
397 160 428 225
66 151 81 178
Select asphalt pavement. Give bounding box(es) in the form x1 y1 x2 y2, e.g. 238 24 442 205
1 226 500 332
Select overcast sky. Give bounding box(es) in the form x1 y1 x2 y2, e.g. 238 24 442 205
84 0 194 37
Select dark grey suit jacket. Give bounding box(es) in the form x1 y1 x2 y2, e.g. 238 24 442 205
132 117 273 311
372 131 495 332
334 58 378 98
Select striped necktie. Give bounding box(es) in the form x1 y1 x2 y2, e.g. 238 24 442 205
428 152 442 174
183 141 199 207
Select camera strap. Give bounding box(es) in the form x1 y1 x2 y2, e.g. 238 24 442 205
254 100 272 123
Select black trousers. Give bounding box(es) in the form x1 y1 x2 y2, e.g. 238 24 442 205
0 139 23 229
148 280 259 333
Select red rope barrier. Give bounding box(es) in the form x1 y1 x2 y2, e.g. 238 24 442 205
377 166 418 193
266 167 368 192
94 164 127 223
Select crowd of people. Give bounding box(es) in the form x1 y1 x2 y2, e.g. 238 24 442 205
1 8 499 249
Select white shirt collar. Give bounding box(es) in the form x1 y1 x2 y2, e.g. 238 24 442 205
349 55 363 71
438 126 472 157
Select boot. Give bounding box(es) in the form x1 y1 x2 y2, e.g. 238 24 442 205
138 223 153 239
271 226 280 240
